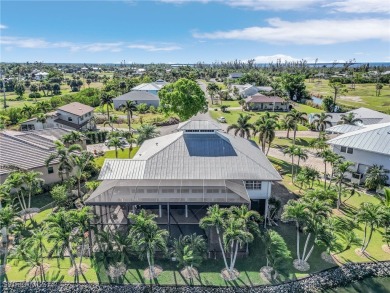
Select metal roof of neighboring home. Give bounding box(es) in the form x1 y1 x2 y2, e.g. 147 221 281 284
177 120 221 131
132 81 168 91
245 94 284 103
57 102 94 117
113 91 159 102
327 122 390 155
0 132 58 172
325 124 364 134
99 130 282 181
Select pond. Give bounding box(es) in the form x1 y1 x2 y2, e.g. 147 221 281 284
311 96 323 106
325 277 390 293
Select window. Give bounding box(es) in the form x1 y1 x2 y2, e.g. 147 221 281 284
340 146 347 153
340 146 353 154
347 148 354 154
245 180 262 190
181 189 190 193
162 189 174 194
191 188 203 193
68 117 73 122
206 189 220 193
47 166 54 174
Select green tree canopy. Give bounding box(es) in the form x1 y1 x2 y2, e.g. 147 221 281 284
158 78 207 121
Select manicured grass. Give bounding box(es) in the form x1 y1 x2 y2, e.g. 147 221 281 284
209 100 240 108
271 137 316 149
305 80 390 112
95 147 139 168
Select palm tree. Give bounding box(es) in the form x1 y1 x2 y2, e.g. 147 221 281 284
254 116 278 154
100 91 114 124
127 136 137 159
128 209 168 278
262 111 279 121
295 147 308 168
329 81 347 108
45 141 82 182
120 100 137 133
283 145 298 180
318 149 335 189
286 110 307 145
12 242 47 282
356 202 384 253
279 116 295 139
207 82 219 104
311 113 332 136
227 114 254 139
71 207 93 268
36 113 47 129
199 205 229 274
21 104 34 118
36 101 51 114
61 131 84 145
107 137 125 158
334 161 354 209
337 112 363 125
3 171 27 211
23 170 44 211
365 165 389 191
71 151 94 197
22 228 48 281
136 124 160 145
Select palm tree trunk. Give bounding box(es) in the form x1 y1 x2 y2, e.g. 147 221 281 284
293 123 297 145
231 241 239 273
79 237 85 267
304 244 315 262
287 128 290 139
115 147 118 158
302 233 311 262
216 227 229 273
28 187 32 209
291 156 295 182
127 112 131 133
362 225 374 252
324 163 327 189
296 222 301 261
78 179 81 198
361 223 368 251
337 181 342 209
229 242 234 271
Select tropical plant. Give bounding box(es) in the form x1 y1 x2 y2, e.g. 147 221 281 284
285 110 307 144
128 209 168 278
36 101 51 113
61 131 84 145
22 170 44 211
318 149 335 189
227 113 254 139
329 81 347 108
36 113 47 129
136 124 160 145
365 165 389 191
333 161 354 209
311 113 333 135
207 82 220 104
254 116 278 154
120 100 137 133
71 151 94 197
106 137 125 158
279 116 295 139
100 91 114 125
283 145 298 180
21 104 34 118
337 112 363 125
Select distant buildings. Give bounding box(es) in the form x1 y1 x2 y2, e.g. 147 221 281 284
228 72 244 79
328 122 390 185
21 102 95 131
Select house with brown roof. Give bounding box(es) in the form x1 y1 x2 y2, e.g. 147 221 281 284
21 102 96 131
244 94 289 112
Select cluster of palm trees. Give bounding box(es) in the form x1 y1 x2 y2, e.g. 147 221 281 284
226 109 308 155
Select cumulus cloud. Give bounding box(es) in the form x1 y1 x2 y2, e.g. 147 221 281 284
323 0 390 14
0 24 7 29
193 18 390 45
128 44 182 51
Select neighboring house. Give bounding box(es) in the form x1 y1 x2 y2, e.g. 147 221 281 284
131 80 168 96
231 84 259 98
245 94 289 111
113 91 160 109
21 102 95 131
228 72 244 79
0 128 75 184
309 107 390 126
325 124 364 135
34 71 49 81
85 120 281 245
327 123 390 185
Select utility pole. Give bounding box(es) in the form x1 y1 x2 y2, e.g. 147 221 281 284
0 70 6 109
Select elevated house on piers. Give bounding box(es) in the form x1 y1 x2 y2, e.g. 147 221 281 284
85 120 281 251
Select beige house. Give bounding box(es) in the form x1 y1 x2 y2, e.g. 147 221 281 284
245 94 289 112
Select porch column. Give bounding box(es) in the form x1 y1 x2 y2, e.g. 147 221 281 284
132 205 135 213
264 198 269 228
185 205 188 218
167 203 170 234
159 205 162 218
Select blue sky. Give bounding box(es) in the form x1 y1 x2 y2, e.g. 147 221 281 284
1 0 389 63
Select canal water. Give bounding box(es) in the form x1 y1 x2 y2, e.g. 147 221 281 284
325 277 390 293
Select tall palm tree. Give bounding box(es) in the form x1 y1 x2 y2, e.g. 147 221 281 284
283 145 298 180
337 113 363 125
262 111 279 121
128 209 168 278
3 171 27 211
365 165 389 191
311 113 332 136
356 202 384 253
227 114 254 139
199 205 229 273
120 100 137 133
127 136 137 159
107 137 125 158
45 141 82 181
334 161 354 209
36 113 47 129
100 91 114 124
21 104 34 118
295 147 308 167
22 228 48 281
207 82 220 105
279 116 295 139
23 170 44 210
35 101 51 114
136 124 160 145
318 149 335 189
71 151 94 197
286 110 307 145
254 116 278 154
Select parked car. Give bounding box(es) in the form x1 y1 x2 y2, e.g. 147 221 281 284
105 137 129 147
217 117 226 123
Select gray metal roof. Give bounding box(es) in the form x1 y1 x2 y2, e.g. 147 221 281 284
85 179 250 204
177 120 221 131
99 130 282 181
310 108 390 125
325 124 364 134
328 122 390 155
113 91 159 102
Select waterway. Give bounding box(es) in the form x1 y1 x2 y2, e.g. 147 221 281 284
325 277 390 293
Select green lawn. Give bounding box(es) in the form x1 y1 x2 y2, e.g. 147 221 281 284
305 80 390 112
209 100 240 108
95 147 139 168
271 137 316 149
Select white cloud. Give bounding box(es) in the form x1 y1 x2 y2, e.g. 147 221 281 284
193 18 390 45
128 44 182 51
323 0 390 14
0 24 7 29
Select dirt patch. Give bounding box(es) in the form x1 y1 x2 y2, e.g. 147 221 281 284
382 244 390 254
220 268 240 281
180 267 199 279
339 96 363 102
355 248 370 258
68 263 89 276
293 259 310 271
28 264 50 277
143 265 163 280
321 252 336 264
107 263 127 279
259 266 275 282
0 264 11 275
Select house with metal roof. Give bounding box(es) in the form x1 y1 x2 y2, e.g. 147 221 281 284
20 102 95 131
244 94 289 111
113 91 160 109
0 128 74 184
131 80 168 95
85 120 281 243
327 122 390 185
